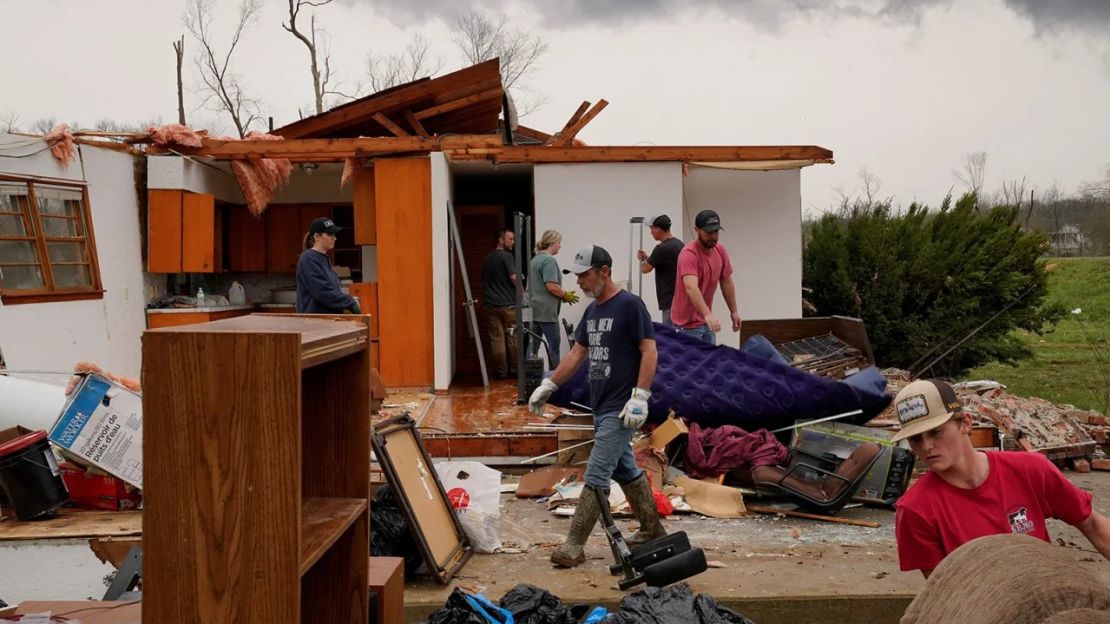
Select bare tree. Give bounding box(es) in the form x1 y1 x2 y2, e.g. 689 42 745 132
30 118 59 134
953 151 987 209
364 33 444 94
173 35 187 125
1079 167 1110 201
283 0 350 115
859 167 882 206
183 0 264 138
451 11 547 115
0 111 20 133
999 175 1027 209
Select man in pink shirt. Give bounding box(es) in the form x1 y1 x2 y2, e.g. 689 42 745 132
669 210 741 344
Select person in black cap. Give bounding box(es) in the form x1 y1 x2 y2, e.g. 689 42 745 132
636 214 684 325
669 209 740 344
528 244 665 568
295 217 361 314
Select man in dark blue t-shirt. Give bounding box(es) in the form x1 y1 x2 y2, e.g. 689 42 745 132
528 245 665 568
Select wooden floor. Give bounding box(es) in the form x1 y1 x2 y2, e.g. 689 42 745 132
0 508 141 541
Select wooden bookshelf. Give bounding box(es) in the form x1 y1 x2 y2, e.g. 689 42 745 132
142 314 370 623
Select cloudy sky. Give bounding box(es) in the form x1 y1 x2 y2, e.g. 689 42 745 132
2 0 1108 212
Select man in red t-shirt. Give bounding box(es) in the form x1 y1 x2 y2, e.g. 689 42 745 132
892 379 1110 577
669 210 741 345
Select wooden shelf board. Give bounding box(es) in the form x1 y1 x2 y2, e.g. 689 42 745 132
147 314 368 368
300 497 368 575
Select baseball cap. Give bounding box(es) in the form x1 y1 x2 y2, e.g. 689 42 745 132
694 209 723 232
649 214 672 230
309 217 342 235
562 245 613 275
889 379 964 442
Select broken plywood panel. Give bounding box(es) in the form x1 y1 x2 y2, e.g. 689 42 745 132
0 508 141 541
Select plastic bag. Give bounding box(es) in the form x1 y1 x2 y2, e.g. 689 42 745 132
498 584 589 624
426 588 514 624
435 461 502 553
369 486 423 580
607 584 755 624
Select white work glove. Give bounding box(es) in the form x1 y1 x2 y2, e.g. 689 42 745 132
529 377 559 415
620 388 652 430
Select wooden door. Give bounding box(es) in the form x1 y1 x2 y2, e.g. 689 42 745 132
266 205 304 273
182 192 219 273
453 206 504 377
147 190 183 273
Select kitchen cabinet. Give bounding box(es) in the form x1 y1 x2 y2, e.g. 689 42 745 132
146 306 254 329
147 190 219 273
227 206 267 271
266 205 334 273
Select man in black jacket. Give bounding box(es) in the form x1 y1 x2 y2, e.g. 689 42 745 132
296 217 361 314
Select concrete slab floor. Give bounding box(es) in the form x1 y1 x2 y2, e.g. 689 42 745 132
404 471 1110 624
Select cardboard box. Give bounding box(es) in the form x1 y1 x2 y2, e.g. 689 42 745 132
790 421 913 506
49 374 143 489
0 425 35 446
59 462 142 511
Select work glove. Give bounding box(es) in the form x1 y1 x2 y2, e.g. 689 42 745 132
529 377 559 415
561 290 580 305
620 388 652 430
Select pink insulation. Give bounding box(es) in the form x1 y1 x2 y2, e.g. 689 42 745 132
44 123 77 167
229 132 293 217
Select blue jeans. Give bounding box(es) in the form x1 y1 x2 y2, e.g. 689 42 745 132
661 309 672 326
676 324 716 345
584 410 643 489
530 321 561 369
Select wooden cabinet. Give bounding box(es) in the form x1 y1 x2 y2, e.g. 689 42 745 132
227 206 267 272
145 307 253 329
147 190 219 273
266 205 334 273
143 315 370 623
353 165 376 245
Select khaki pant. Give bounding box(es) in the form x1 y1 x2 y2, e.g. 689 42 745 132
484 305 518 378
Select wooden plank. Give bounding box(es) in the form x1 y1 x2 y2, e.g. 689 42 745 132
146 311 211 329
300 497 368 574
147 189 182 273
228 205 267 271
552 99 607 146
11 601 140 623
142 331 302 623
274 58 501 139
413 87 504 120
375 157 434 387
368 557 405 624
450 145 836 163
546 100 590 145
372 112 410 137
151 134 503 160
353 165 377 245
403 108 430 137
745 505 882 528
89 537 142 568
181 191 218 272
0 509 141 541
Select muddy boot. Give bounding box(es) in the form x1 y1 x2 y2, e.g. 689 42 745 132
551 485 603 568
620 474 666 546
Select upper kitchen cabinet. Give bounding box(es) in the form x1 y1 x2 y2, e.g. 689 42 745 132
226 205 266 272
148 189 220 273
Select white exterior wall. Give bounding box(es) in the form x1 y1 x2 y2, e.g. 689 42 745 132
430 153 453 390
0 137 147 378
533 163 686 356
682 166 803 347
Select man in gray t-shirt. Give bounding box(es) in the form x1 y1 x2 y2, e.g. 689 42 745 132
525 230 578 368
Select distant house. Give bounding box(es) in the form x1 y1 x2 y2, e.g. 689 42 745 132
1050 224 1089 257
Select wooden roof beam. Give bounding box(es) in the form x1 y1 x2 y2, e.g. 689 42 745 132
149 135 503 160
552 100 608 147
546 101 591 146
372 113 410 137
403 108 430 137
412 87 504 120
445 145 834 163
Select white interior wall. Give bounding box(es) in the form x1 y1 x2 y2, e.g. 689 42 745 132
430 153 453 390
147 156 353 204
0 137 147 379
682 166 803 347
534 163 685 356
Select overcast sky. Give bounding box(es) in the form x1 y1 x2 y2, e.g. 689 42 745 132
2 0 1108 213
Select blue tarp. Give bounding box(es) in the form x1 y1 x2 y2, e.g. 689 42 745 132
549 324 891 430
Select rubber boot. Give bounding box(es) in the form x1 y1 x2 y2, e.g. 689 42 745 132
620 474 667 546
550 485 603 568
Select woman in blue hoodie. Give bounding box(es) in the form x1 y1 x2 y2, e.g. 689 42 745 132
296 217 361 314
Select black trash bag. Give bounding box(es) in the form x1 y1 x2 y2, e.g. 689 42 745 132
608 584 756 624
425 588 513 624
498 583 591 624
370 485 423 580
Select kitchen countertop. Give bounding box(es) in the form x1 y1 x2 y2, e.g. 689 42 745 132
146 304 257 314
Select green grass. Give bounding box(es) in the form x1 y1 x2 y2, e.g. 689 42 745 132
967 257 1110 415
